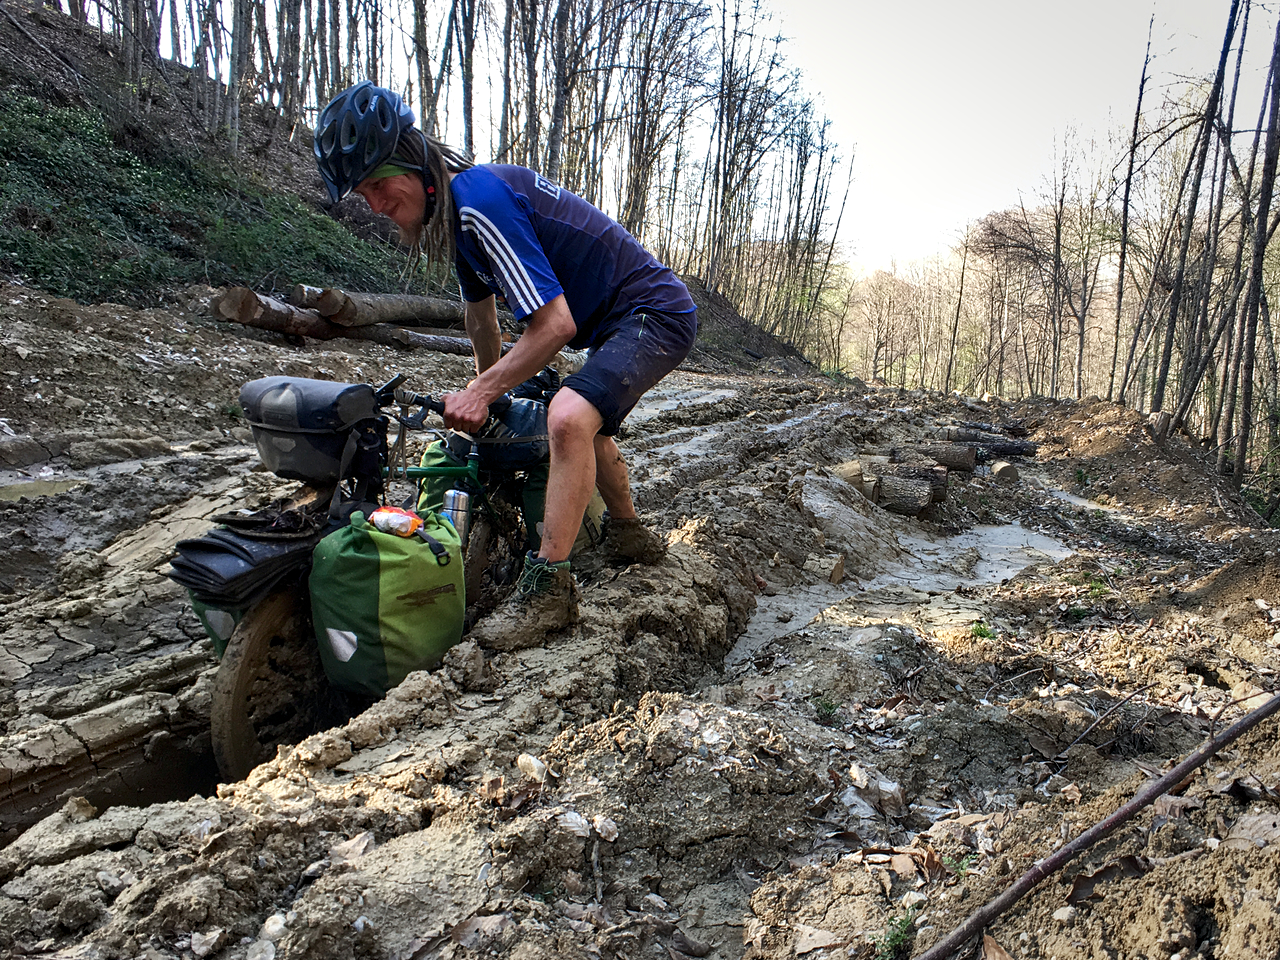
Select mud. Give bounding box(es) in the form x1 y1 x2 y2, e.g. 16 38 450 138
2 283 1280 960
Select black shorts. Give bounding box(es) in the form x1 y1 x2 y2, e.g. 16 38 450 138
562 308 697 436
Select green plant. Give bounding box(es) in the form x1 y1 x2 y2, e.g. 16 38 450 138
970 622 994 639
1065 606 1090 622
1076 468 1091 486
872 908 918 960
1087 576 1110 598
942 853 975 878
811 693 842 727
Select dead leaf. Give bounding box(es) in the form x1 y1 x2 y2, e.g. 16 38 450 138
593 815 619 842
908 846 948 882
1059 782 1082 803
982 934 1016 960
1026 731 1062 759
328 832 376 865
478 775 504 802
672 930 711 957
1067 856 1151 904
1153 795 1203 818
889 853 918 881
556 810 591 837
450 914 514 948
794 923 843 954
1223 812 1280 849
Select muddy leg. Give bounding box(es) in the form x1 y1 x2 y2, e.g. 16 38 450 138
539 388 604 563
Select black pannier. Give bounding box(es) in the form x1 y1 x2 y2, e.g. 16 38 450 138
240 377 380 484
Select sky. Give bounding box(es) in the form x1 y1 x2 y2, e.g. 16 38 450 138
778 0 1270 273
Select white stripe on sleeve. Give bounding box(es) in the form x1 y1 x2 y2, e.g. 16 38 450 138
458 206 545 315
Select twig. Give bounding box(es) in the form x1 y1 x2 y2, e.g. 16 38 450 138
1054 682 1158 760
911 691 1280 960
983 667 1043 702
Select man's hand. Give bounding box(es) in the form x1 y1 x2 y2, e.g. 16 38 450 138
442 383 494 433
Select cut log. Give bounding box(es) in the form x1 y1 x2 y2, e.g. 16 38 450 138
891 443 977 472
832 461 881 503
934 426 1037 458
958 419 1029 438
211 287 493 357
315 289 467 327
879 462 948 503
288 284 325 309
878 475 933 516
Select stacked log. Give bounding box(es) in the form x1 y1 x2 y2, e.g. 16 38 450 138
934 426 1037 458
878 475 934 516
212 287 492 357
890 442 976 473
292 287 468 327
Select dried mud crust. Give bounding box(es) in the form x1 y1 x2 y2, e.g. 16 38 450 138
2 283 1280 960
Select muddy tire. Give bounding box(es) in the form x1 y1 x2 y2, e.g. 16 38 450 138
211 589 327 782
464 515 493 604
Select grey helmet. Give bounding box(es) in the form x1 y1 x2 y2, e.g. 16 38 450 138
314 81 419 202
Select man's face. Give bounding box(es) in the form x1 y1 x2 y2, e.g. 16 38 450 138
354 174 426 234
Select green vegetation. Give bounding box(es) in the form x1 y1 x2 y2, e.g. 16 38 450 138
811 692 843 727
942 853 975 878
0 96 406 304
1065 606 1091 622
970 621 995 639
872 908 918 960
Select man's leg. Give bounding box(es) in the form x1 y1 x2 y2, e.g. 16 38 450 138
538 387 604 563
592 434 638 521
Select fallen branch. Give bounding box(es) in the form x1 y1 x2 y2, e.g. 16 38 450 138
912 691 1280 960
211 287 496 357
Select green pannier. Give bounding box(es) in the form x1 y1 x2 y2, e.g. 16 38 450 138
309 509 465 698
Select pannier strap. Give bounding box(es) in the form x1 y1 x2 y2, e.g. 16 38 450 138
245 419 365 435
477 434 550 444
328 430 361 520
416 528 452 565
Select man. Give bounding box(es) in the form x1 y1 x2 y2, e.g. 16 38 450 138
314 80 697 648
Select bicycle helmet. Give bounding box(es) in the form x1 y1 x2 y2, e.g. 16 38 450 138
314 81 418 202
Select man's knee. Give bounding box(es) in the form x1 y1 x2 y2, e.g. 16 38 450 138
547 388 604 448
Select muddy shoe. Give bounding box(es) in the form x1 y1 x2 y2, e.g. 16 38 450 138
606 517 667 564
469 553 580 652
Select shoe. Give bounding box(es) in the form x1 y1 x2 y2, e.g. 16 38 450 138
605 517 667 564
469 552 580 651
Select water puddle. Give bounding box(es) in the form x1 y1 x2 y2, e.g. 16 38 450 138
629 387 739 423
0 479 84 501
729 521 1072 665
1049 489 1122 513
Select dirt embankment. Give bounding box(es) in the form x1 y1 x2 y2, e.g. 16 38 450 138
2 284 1280 960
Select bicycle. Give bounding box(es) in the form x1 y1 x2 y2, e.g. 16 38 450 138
177 373 573 781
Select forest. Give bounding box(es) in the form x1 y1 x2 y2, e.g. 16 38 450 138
20 0 1280 511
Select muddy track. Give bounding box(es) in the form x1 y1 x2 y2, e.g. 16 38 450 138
4 285 1280 960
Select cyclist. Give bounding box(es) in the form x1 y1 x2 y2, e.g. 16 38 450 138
314 80 697 649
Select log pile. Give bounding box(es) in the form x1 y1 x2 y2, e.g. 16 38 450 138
211 286 506 357
832 416 1034 519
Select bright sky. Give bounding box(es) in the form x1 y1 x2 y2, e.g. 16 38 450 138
780 0 1269 273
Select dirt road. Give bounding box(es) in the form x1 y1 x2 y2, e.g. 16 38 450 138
2 283 1279 959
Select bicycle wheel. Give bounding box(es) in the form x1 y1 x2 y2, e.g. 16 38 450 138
464 515 494 606
210 589 329 782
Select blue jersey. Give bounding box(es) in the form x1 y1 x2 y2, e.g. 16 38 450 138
451 165 696 350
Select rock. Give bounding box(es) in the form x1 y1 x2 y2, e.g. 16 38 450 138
1053 906 1077 924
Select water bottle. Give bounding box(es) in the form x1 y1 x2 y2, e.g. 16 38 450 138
442 489 470 543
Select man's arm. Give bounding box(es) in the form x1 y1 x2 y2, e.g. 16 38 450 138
443 294 577 432
464 295 502 374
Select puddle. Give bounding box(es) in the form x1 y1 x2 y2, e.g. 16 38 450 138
629 387 739 423
1049 488 1122 513
0 479 84 501
730 521 1072 665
